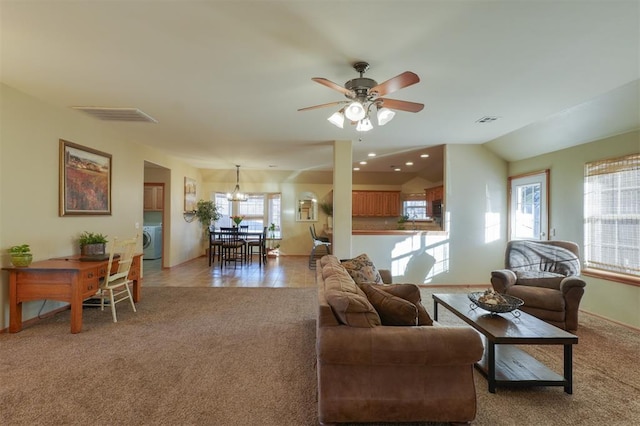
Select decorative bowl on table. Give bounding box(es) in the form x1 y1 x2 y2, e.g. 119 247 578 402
468 290 524 314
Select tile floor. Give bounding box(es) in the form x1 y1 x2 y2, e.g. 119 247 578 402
141 254 318 288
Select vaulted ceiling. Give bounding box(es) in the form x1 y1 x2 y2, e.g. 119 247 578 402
2 1 638 179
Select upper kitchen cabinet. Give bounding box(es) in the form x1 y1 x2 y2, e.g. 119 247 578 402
144 184 164 211
352 191 401 217
425 185 444 216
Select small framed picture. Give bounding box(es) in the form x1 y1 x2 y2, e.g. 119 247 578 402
184 177 197 211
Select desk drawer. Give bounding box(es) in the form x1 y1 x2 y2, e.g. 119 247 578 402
82 268 100 295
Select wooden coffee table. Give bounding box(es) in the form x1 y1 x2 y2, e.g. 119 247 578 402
433 293 578 394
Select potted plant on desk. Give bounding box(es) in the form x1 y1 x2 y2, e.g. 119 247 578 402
8 244 33 267
79 231 108 256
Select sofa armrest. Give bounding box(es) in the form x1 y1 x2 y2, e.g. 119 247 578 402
560 276 586 295
318 325 483 366
491 269 517 293
379 269 392 284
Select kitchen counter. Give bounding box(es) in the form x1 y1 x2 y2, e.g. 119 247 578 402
351 229 445 235
325 229 444 236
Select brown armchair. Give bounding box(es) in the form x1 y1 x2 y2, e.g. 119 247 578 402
491 240 586 331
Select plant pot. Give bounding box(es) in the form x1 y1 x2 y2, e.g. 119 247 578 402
81 243 106 256
10 253 33 267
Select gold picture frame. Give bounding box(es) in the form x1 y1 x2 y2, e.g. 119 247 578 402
59 139 112 216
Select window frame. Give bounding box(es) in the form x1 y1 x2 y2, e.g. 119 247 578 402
213 192 281 239
583 153 640 287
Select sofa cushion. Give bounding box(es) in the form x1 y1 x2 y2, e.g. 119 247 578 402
325 289 381 328
322 263 364 296
341 253 383 285
507 285 565 312
320 254 341 268
376 283 434 326
360 283 418 326
515 271 564 290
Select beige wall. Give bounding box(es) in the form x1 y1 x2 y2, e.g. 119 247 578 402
0 84 201 329
2 82 638 329
509 131 640 328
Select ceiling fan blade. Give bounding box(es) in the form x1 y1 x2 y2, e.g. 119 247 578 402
312 77 355 97
370 71 420 97
377 98 424 113
298 101 346 112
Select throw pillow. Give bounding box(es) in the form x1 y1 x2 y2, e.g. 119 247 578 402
341 253 383 285
325 289 381 328
360 283 418 326
377 283 434 326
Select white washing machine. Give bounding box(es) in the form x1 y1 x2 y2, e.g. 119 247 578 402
143 225 162 260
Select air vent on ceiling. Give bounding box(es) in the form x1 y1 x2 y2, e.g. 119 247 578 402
71 107 158 123
476 116 500 124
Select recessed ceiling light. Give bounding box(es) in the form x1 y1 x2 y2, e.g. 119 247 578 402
368 153 376 157
405 161 413 166
394 168 401 172
353 167 360 171
359 161 367 165
420 154 430 158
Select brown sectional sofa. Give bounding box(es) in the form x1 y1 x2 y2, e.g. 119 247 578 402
316 254 484 425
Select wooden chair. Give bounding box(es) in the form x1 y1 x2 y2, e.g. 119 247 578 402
84 235 139 322
208 226 223 266
219 227 245 268
247 226 267 265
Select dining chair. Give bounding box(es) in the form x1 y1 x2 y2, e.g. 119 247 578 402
247 226 267 265
83 234 139 322
208 226 223 266
219 227 245 268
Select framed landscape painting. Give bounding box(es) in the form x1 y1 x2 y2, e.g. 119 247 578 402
59 139 112 216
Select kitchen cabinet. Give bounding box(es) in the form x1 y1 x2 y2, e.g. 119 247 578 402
352 191 401 217
425 185 444 216
144 185 164 211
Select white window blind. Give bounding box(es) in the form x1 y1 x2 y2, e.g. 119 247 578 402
584 153 640 277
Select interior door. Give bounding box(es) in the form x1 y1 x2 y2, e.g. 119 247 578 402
508 170 549 240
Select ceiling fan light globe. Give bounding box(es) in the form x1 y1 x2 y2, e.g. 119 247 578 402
344 101 366 121
377 107 396 126
356 118 373 132
327 111 345 128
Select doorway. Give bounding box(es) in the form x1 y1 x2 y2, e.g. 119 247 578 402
508 170 549 240
143 161 170 270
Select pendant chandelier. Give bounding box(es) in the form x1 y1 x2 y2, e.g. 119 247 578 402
227 165 248 202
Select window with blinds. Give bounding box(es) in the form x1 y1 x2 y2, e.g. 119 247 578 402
403 193 427 219
214 192 281 237
584 153 639 278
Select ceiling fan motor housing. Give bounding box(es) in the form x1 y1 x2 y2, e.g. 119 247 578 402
345 77 378 101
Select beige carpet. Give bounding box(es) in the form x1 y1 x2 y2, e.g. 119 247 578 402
1 287 639 425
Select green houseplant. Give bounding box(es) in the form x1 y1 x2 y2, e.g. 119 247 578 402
79 231 108 256
9 244 33 267
319 201 333 230
397 214 409 230
195 199 221 231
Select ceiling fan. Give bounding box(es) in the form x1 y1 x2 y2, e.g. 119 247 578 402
298 61 424 131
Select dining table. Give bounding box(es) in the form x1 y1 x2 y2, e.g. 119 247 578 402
208 228 265 266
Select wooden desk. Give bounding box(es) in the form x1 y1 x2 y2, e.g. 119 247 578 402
2 254 142 334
